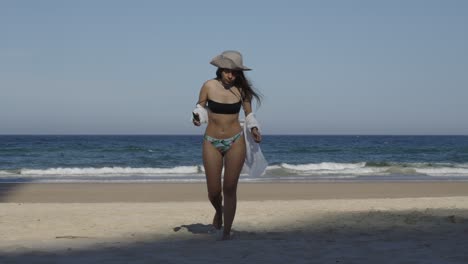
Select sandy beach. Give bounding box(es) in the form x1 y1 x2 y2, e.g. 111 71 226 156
1 182 468 263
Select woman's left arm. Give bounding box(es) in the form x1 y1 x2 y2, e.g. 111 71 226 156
243 101 262 143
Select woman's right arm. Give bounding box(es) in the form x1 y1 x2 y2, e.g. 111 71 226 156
193 82 210 126
197 81 210 107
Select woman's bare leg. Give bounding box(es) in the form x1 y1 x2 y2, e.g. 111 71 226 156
203 140 224 229
222 136 246 239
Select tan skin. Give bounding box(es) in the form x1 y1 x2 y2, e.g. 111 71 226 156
193 69 261 240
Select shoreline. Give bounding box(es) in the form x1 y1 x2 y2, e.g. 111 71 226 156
2 181 468 203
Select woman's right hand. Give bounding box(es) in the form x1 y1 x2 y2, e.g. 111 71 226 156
192 113 201 126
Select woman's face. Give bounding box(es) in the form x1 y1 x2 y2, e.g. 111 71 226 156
220 69 238 84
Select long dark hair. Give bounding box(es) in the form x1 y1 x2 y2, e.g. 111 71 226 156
216 68 262 107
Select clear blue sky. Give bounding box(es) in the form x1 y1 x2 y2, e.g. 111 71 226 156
1 0 467 135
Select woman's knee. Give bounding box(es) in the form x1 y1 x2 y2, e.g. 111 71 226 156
223 183 237 196
208 190 222 200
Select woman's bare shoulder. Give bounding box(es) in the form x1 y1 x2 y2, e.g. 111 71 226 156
203 79 218 88
200 79 218 94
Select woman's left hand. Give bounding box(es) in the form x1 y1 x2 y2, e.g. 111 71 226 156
251 127 262 143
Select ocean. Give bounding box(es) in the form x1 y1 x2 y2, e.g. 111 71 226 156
1 135 468 183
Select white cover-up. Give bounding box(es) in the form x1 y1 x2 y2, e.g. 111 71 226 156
192 104 208 124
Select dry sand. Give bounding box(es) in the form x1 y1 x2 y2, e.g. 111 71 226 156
1 182 468 263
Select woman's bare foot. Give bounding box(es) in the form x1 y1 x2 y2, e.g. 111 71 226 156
212 210 222 229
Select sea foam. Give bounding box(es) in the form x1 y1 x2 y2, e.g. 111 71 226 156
19 166 200 176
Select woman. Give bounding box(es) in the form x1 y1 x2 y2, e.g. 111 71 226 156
192 50 262 240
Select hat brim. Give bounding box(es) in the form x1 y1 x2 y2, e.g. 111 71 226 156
210 56 252 71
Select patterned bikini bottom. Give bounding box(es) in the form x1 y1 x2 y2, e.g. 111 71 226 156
204 131 244 155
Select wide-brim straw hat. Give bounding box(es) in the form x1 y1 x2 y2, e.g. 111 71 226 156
210 50 251 71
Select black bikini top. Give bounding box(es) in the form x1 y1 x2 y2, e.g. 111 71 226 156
207 99 242 114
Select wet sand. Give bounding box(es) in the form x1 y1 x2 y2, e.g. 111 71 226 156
1 181 468 202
